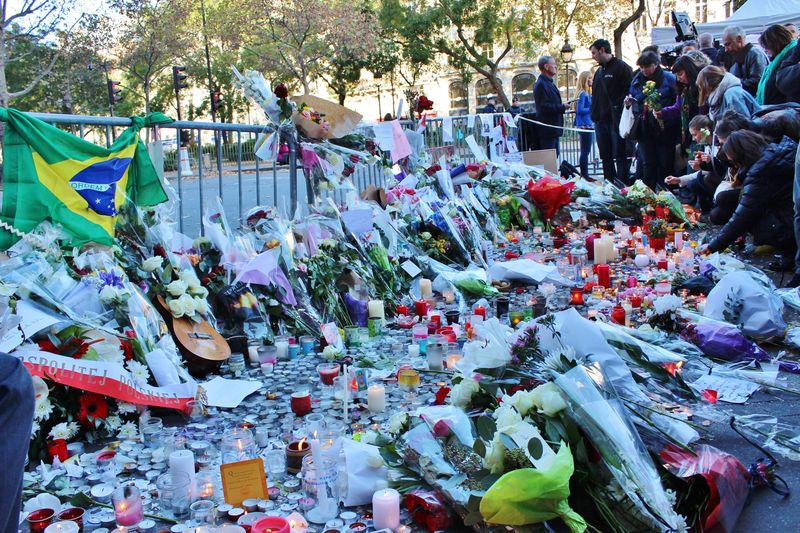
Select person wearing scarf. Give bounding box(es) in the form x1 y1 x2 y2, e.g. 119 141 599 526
757 25 798 105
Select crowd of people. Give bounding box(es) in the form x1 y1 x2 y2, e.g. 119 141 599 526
526 24 800 288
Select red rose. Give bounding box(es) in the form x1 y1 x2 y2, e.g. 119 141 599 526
424 164 441 177
274 83 289 99
77 393 109 428
432 419 452 438
416 95 434 112
153 244 167 258
434 386 450 405
119 338 134 361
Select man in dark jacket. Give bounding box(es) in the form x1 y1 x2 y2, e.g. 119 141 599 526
699 33 719 64
533 55 566 157
704 132 797 260
590 38 633 184
0 353 34 533
722 25 768 97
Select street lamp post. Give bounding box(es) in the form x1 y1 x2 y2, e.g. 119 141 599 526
560 41 574 101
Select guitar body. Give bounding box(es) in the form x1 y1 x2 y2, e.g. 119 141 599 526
156 295 231 377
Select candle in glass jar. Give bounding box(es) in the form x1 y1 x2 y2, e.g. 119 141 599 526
446 353 462 369
367 384 386 412
44 522 79 533
274 338 289 360
596 264 610 288
372 489 401 531
113 485 144 527
368 300 385 322
442 288 455 304
419 278 432 299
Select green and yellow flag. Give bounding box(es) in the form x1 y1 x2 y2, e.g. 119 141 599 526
0 108 172 249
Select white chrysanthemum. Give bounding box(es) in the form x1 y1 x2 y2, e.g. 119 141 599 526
166 279 187 297
194 297 209 315
104 415 122 431
126 360 150 385
118 422 139 439
49 422 79 440
34 398 54 421
117 401 137 414
178 293 196 317
450 376 480 408
168 297 186 318
85 331 125 364
530 382 567 417
31 421 40 440
484 433 506 474
141 256 163 272
494 404 523 431
653 294 682 315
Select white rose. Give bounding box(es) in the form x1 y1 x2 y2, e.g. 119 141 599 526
494 404 522 431
530 382 567 417
179 270 201 290
166 280 187 297
99 285 119 303
189 285 209 298
178 294 196 316
194 297 209 315
505 389 537 417
141 256 163 272
366 453 384 468
450 376 480 408
168 297 186 318
322 346 340 361
484 433 505 474
388 412 409 434
653 294 682 315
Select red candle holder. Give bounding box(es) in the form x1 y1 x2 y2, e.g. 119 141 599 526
47 439 69 463
570 286 585 306
290 391 312 417
286 439 311 474
629 294 642 308
657 259 668 270
27 509 55 533
473 305 486 319
57 508 85 533
437 326 457 343
611 304 626 325
396 304 409 316
414 300 429 317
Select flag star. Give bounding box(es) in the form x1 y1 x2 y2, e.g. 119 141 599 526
95 199 101 204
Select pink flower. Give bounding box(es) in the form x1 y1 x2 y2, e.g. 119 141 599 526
432 419 452 438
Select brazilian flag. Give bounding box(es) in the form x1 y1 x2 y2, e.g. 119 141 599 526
0 108 172 249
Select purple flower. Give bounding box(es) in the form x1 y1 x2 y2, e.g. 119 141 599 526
99 270 124 288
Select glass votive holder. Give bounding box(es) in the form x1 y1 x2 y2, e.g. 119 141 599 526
57 508 85 533
156 471 192 518
27 508 56 533
305 413 326 438
221 427 257 464
112 484 144 527
591 285 605 300
258 345 278 365
183 400 206 421
141 417 163 448
266 440 287 478
300 335 316 355
190 500 216 526
509 311 525 328
195 469 216 501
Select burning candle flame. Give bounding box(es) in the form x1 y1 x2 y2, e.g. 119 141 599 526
298 437 307 448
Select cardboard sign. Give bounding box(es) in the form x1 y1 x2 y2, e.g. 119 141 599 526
220 458 268 505
522 149 558 174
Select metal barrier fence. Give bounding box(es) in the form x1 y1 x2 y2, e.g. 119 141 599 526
9 111 600 237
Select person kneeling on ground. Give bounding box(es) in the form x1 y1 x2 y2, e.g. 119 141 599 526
700 131 798 267
665 115 718 212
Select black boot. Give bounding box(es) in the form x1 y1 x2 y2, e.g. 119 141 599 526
787 273 800 288
768 255 796 272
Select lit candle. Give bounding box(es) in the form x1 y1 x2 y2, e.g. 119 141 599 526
368 300 385 322
697 295 706 313
596 264 610 288
169 449 196 498
473 305 486 319
342 365 349 423
113 485 144 527
442 288 455 304
367 384 386 412
309 439 334 518
446 353 462 370
251 516 290 533
45 522 79 533
419 278 432 299
372 488 401 531
274 338 289 360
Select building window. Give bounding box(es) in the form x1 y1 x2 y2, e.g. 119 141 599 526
475 78 496 110
695 0 708 23
448 81 468 116
512 73 535 110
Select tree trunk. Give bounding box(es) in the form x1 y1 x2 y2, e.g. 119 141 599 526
614 0 646 58
144 78 151 115
489 75 511 108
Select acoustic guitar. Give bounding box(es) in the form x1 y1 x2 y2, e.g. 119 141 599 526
156 295 231 377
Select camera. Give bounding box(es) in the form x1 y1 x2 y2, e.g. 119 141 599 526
672 11 698 42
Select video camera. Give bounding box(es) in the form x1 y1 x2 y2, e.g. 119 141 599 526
672 11 698 42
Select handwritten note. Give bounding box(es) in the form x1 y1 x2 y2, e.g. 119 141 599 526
691 373 760 403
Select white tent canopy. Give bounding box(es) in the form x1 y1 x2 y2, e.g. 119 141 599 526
651 0 800 48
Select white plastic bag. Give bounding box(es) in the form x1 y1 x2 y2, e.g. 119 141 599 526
619 105 635 138
704 271 786 339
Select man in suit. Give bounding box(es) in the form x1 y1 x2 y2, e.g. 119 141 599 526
533 55 567 157
0 353 34 533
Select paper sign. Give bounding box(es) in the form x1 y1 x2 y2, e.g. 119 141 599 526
202 376 262 408
489 125 505 162
400 260 422 278
441 117 454 143
0 325 23 353
467 114 476 129
390 120 412 162
465 135 488 162
691 373 760 403
341 209 374 235
395 99 404 120
502 112 515 128
254 132 278 162
220 458 268 506
373 122 395 152
479 114 493 136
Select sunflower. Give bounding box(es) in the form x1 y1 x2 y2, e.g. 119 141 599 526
77 393 109 428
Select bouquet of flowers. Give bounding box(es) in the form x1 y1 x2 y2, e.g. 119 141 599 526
643 80 664 129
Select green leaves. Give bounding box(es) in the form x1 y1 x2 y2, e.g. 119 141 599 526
528 438 543 460
473 438 486 458
475 415 497 441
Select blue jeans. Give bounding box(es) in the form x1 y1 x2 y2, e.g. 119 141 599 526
579 131 594 177
794 143 800 273
0 354 34 533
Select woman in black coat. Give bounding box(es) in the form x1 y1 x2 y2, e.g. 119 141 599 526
703 131 798 264
757 25 798 105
